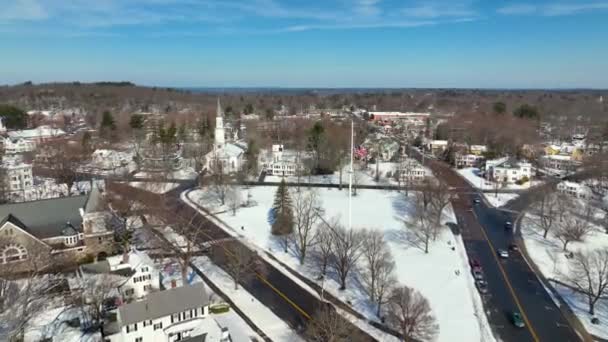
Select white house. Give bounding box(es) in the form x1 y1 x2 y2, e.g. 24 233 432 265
259 144 305 177
455 153 484 168
204 99 247 174
557 181 593 199
89 149 133 171
541 154 581 176
489 158 532 184
398 158 430 183
1 156 34 201
79 249 160 301
426 140 448 155
103 283 231 342
2 137 36 154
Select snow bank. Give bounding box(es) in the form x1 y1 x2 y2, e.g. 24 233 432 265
484 193 519 208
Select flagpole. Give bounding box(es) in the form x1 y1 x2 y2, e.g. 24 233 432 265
349 119 353 231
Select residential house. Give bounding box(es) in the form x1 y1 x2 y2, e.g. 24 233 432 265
1 156 34 202
78 249 159 301
469 145 487 156
0 185 113 273
427 140 448 156
103 283 231 342
541 154 581 176
89 149 133 172
488 158 532 184
398 158 430 183
557 181 593 199
2 137 36 154
455 153 484 168
259 144 306 177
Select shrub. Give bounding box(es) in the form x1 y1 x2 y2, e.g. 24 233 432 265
210 303 231 314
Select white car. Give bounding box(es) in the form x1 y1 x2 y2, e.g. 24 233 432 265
498 249 509 259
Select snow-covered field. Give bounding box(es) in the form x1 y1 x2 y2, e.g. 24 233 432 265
521 214 608 338
484 192 519 208
458 167 540 191
24 306 101 342
189 186 492 342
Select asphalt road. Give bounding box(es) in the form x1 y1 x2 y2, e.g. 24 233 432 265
409 148 582 342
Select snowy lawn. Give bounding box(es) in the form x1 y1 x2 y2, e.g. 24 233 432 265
24 306 101 342
190 186 489 342
458 167 540 191
521 214 608 338
192 256 303 342
483 192 519 208
134 167 197 180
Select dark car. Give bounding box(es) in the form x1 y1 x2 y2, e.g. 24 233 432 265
472 269 484 280
511 312 525 328
473 198 481 204
508 243 519 252
476 280 489 294
504 221 513 229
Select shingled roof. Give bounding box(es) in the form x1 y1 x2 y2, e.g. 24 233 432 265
0 195 88 239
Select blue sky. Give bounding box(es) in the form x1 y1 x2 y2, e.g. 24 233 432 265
1 0 607 88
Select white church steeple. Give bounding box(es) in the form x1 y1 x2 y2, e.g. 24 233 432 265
215 98 225 148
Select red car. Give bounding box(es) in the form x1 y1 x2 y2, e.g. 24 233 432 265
470 258 482 272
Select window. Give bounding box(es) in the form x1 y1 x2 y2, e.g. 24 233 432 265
143 320 152 327
135 338 143 342
124 289 134 297
171 313 179 323
153 322 163 330
141 267 148 273
143 284 151 291
126 323 137 333
1 244 28 264
184 310 192 319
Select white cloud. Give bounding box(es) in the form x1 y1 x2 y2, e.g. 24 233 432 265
0 0 47 21
496 4 537 15
497 2 608 16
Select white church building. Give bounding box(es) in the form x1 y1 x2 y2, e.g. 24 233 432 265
204 99 247 174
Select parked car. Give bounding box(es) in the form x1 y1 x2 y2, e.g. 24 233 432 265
476 280 489 294
473 198 481 204
511 312 525 328
470 258 482 270
498 249 509 258
472 269 484 280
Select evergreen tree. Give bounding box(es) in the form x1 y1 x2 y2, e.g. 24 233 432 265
129 114 144 130
271 179 293 235
100 110 116 138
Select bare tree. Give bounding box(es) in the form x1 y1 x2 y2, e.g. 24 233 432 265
567 250 608 315
314 219 335 277
0 270 66 341
209 158 229 205
305 305 364 342
222 243 258 290
386 286 439 342
226 185 242 216
331 225 366 290
290 189 323 264
351 164 361 196
427 179 451 241
37 141 89 196
406 191 434 254
533 189 559 239
555 199 595 251
361 229 396 317
77 273 125 324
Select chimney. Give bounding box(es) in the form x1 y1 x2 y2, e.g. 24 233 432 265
171 279 177 288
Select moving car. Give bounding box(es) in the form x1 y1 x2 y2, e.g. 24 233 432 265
511 312 525 328
508 243 519 252
476 280 489 294
473 198 481 204
472 269 484 280
498 249 509 259
505 221 513 229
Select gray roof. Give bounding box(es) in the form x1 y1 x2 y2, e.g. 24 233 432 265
119 283 209 326
0 195 88 239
